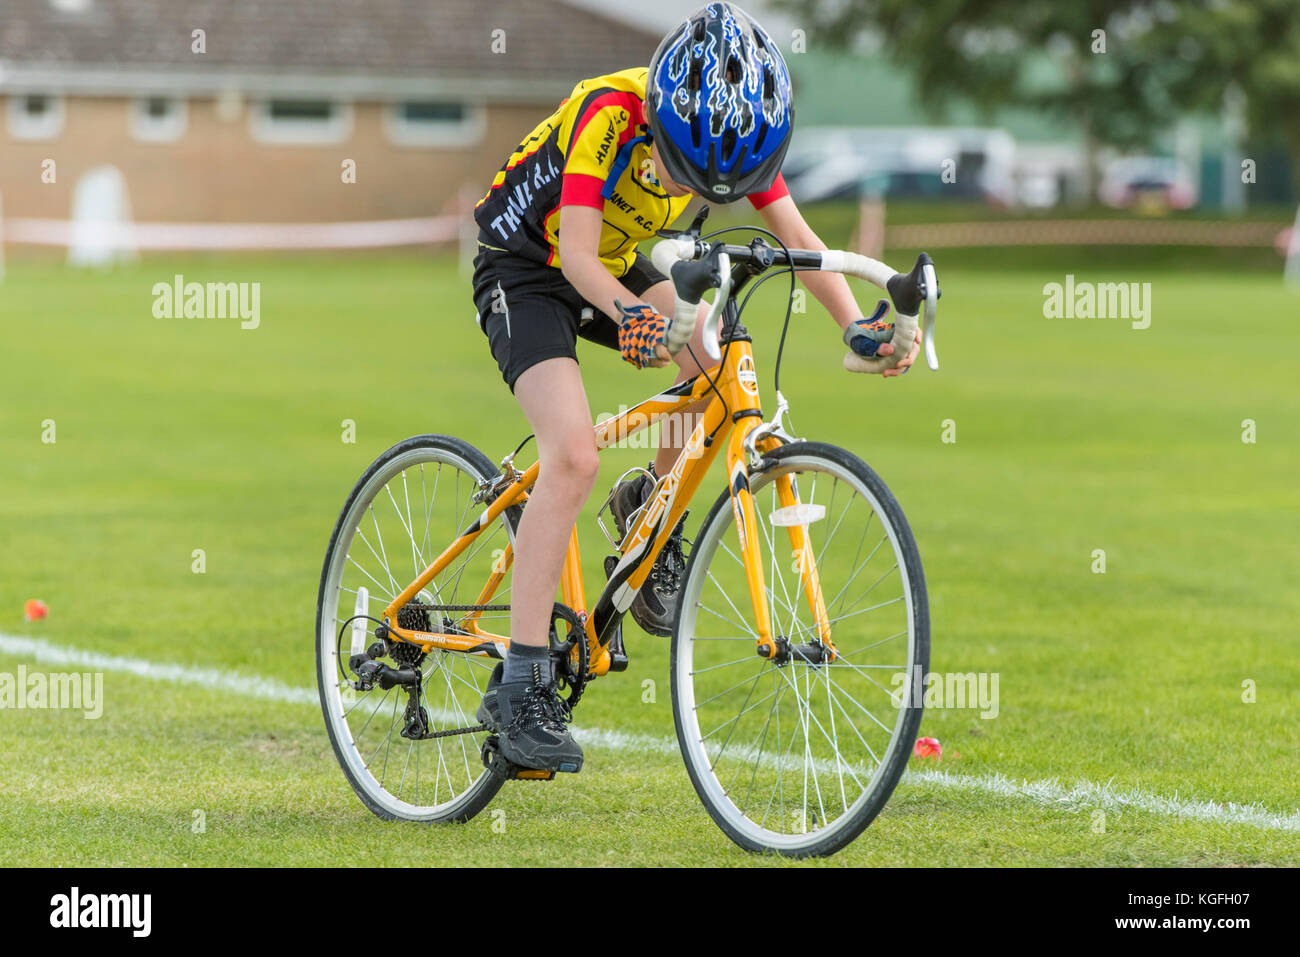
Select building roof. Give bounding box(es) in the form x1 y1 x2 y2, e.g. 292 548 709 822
0 0 664 100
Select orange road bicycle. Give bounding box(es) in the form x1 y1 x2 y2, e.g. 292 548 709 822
316 211 942 856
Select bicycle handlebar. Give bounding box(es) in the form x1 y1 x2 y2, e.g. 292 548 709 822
651 236 941 373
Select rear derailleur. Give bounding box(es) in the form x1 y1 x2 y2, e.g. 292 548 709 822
347 626 437 741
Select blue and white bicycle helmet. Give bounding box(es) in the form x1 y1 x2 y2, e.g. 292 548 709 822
645 2 793 202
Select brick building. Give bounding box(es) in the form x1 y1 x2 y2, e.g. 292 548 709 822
0 0 661 225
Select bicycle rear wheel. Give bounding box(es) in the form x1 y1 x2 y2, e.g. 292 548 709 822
316 434 516 823
671 441 928 856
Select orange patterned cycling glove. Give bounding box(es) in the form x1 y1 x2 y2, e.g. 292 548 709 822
618 303 670 369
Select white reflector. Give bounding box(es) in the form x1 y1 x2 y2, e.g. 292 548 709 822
351 587 369 655
769 503 826 527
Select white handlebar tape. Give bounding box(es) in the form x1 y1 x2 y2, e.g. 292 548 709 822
821 250 917 374
652 238 703 355
650 237 695 276
665 294 698 353
819 249 894 289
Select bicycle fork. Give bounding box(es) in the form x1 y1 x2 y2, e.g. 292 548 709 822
726 423 836 662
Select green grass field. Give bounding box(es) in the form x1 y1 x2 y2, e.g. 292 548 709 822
2 232 1298 866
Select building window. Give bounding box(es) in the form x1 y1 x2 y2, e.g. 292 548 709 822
6 93 66 140
129 96 187 143
250 98 352 145
384 100 484 148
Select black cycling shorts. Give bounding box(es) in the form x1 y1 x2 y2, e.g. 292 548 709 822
471 241 669 392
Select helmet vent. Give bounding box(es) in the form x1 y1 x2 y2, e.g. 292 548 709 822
692 18 707 42
725 56 743 84
753 123 768 154
688 57 703 92
690 114 701 150
721 127 738 162
762 68 774 100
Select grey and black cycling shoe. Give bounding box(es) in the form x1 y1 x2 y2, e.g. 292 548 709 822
475 662 505 732
495 663 583 774
610 469 655 537
479 657 561 732
610 466 688 637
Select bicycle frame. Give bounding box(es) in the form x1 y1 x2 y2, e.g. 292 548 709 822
379 310 836 680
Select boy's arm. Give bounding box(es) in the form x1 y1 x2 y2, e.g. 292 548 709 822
558 205 671 368
756 195 919 377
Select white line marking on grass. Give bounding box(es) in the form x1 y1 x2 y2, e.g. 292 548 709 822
906 768 1300 834
4 633 1298 833
0 633 318 706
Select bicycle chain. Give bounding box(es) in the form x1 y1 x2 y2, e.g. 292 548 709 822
396 601 511 613
419 722 490 739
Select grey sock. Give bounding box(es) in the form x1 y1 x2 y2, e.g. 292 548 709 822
503 641 550 685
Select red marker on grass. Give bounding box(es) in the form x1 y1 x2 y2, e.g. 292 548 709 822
913 736 942 761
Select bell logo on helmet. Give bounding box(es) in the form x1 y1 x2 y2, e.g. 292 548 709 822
713 184 731 194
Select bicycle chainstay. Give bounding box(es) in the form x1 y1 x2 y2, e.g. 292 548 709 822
384 600 591 737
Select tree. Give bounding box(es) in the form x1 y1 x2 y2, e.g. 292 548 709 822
1134 0 1300 198
776 0 1184 201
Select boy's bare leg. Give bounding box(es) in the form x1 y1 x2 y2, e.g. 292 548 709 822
480 357 589 773
508 356 601 648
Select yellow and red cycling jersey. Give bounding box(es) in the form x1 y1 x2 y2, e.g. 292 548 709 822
474 68 788 279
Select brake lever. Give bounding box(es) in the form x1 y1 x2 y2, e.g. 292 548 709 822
921 261 939 371
699 253 731 363
656 204 711 242
886 252 941 372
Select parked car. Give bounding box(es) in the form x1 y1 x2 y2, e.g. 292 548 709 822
1099 156 1198 210
781 126 1016 205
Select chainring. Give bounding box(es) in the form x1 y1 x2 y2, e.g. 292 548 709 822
549 602 590 709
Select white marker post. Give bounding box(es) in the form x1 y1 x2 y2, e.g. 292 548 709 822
1286 203 1300 289
68 164 137 268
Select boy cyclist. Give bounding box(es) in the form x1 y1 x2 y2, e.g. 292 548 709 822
471 2 919 773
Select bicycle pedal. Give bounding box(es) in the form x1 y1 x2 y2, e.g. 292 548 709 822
512 768 556 782
480 735 558 782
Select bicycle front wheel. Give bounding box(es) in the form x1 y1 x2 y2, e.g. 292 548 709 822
671 441 929 857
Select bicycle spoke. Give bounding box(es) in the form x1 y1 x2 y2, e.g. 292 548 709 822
368 504 402 597
827 594 902 625
833 630 909 659
826 529 887 614
832 560 898 619
348 539 398 601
